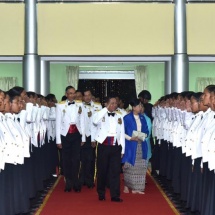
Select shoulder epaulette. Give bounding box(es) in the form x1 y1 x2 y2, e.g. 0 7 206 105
94 102 101 105
115 110 122 115
75 100 83 103
58 100 66 104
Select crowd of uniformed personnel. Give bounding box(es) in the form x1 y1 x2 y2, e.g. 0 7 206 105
55 87 130 202
2 83 215 214
151 85 215 215
0 85 130 214
0 86 59 215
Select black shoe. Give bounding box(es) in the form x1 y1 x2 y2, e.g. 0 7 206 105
73 188 81 193
98 196 106 201
87 184 95 189
64 187 71 192
64 178 72 192
111 197 123 202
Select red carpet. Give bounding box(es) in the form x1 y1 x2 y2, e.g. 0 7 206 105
36 173 179 215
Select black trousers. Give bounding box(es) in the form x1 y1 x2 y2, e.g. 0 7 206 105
80 136 95 186
61 132 81 189
159 140 168 177
172 147 182 194
166 142 174 180
96 144 122 199
58 148 63 174
151 138 160 173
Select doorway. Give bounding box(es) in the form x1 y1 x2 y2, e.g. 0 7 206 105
78 79 136 108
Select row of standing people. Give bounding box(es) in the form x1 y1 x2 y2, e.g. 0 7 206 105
152 85 215 215
0 84 153 213
0 86 59 215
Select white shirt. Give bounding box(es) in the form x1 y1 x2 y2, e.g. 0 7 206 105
107 114 117 137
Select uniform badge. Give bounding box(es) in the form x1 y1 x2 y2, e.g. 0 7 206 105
118 118 122 125
102 117 105 122
88 111 92 117
78 106 82 114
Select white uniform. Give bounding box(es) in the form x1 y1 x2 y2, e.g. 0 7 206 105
190 108 212 162
207 122 215 171
116 107 127 117
83 101 102 141
39 105 49 146
30 105 39 147
0 112 17 165
181 111 194 154
201 110 215 169
93 107 125 154
5 113 24 165
0 133 5 170
185 111 203 157
47 106 56 142
91 101 102 112
14 114 30 158
56 100 86 144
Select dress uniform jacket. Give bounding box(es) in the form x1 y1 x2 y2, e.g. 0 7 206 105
185 111 203 157
116 107 127 117
191 108 213 162
14 114 30 158
24 103 33 138
26 103 34 123
92 107 125 154
181 111 194 154
5 113 24 165
0 113 17 165
47 106 56 142
0 128 6 170
207 125 215 171
18 110 27 131
56 100 86 144
201 111 215 169
83 103 95 139
39 105 49 146
30 105 39 147
83 101 102 141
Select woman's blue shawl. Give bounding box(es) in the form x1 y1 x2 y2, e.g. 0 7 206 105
122 111 149 166
143 113 152 161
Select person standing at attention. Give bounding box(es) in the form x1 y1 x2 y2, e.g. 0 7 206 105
93 95 125 202
56 86 85 193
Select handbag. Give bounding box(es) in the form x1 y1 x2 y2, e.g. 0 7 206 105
132 130 147 141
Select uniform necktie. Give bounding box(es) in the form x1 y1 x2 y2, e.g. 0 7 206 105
108 112 115 117
68 101 75 105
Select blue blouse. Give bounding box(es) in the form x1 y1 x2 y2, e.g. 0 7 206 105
122 111 149 166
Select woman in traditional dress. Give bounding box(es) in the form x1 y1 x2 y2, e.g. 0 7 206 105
122 99 149 194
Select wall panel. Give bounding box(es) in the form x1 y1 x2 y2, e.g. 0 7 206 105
38 3 174 55
187 4 215 55
0 4 24 55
